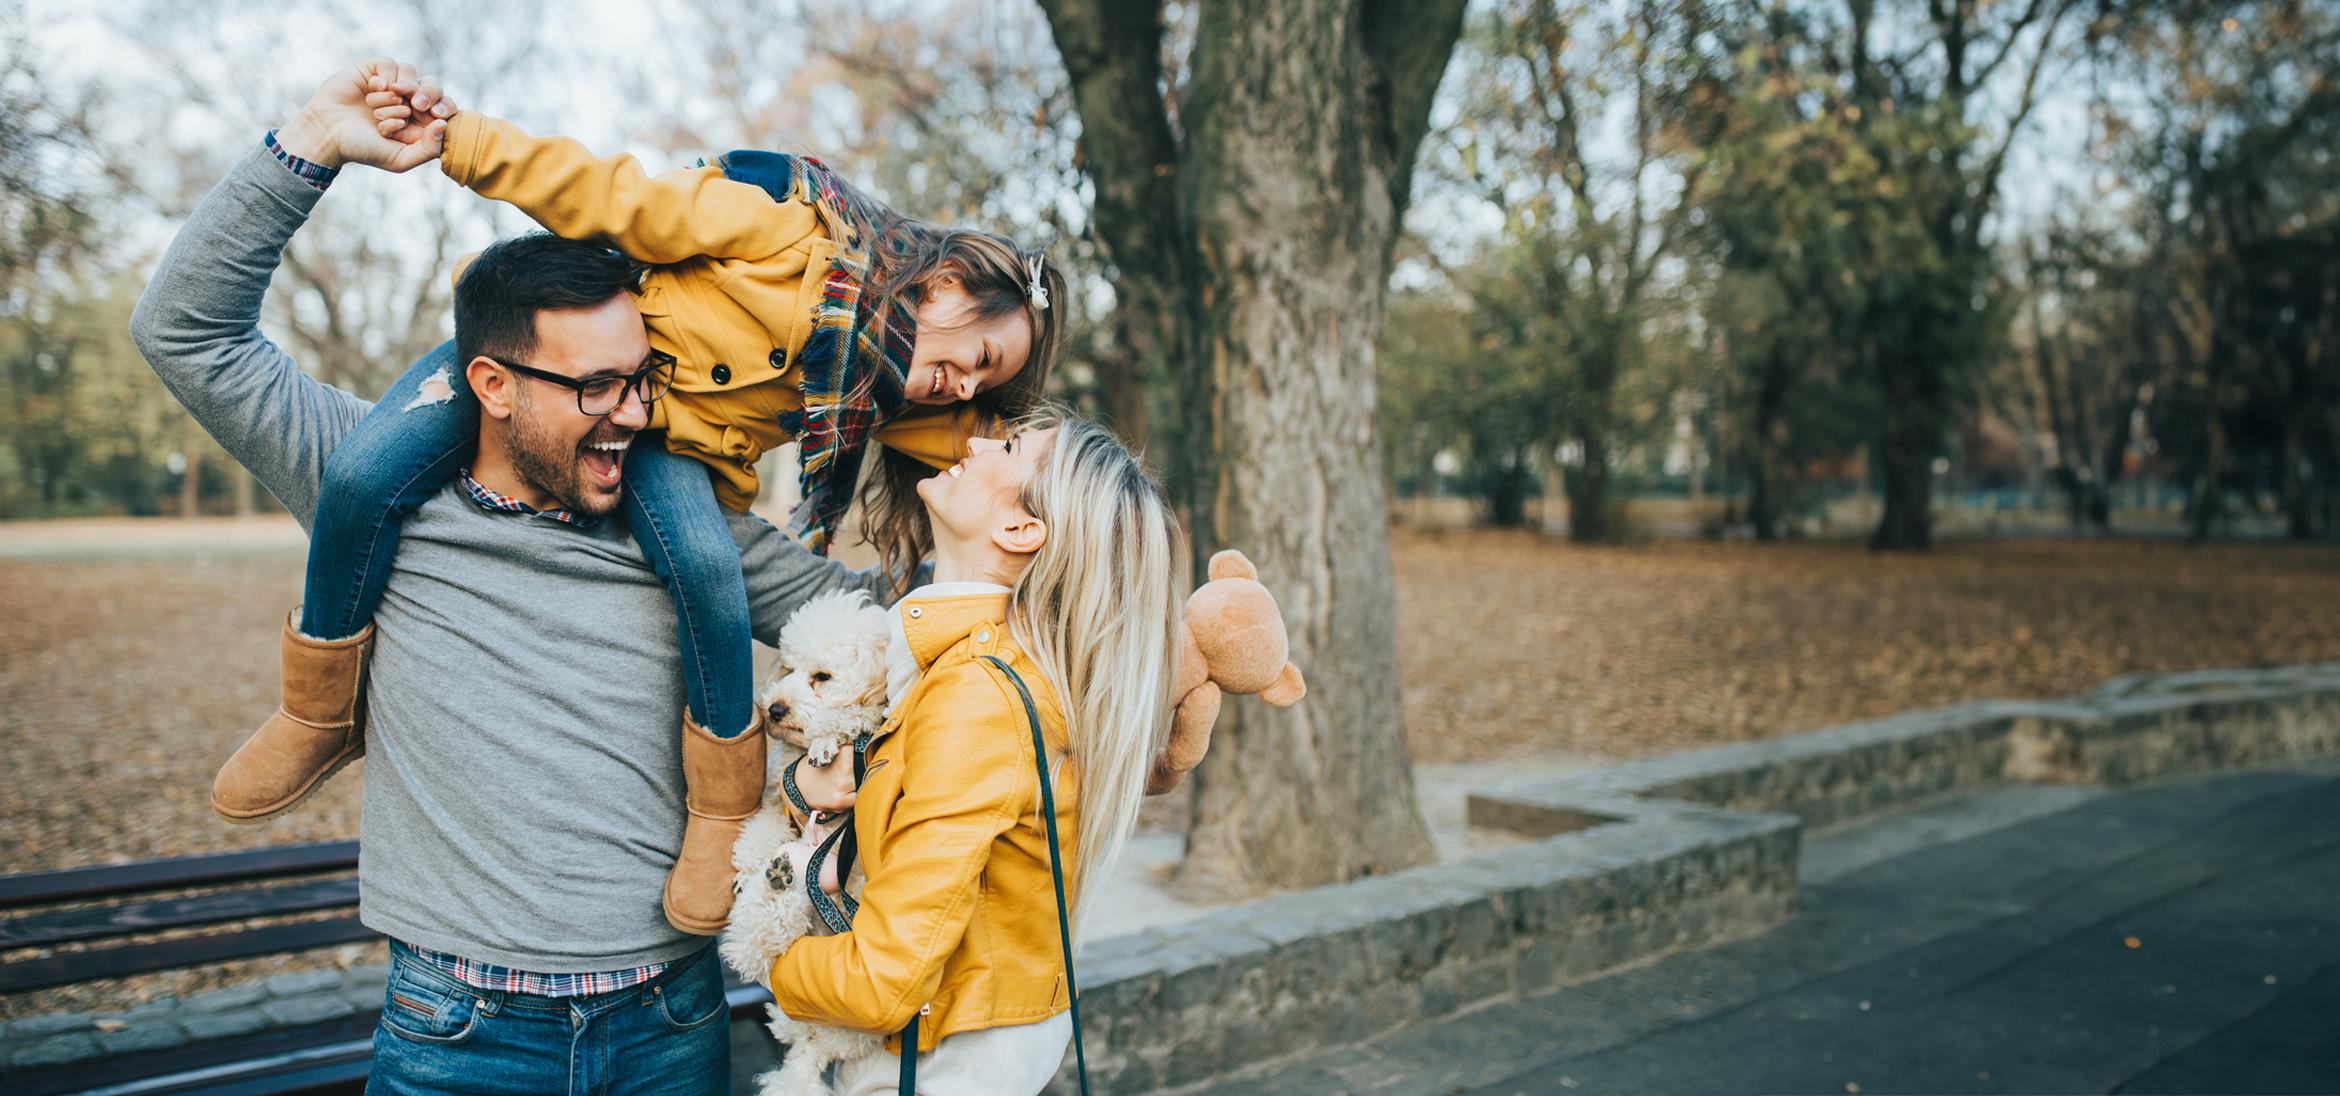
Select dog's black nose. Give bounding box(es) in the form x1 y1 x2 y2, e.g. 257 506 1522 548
767 701 789 723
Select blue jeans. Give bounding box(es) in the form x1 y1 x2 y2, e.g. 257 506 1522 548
369 939 729 1095
301 341 756 736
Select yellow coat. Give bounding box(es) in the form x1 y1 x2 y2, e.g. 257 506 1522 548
771 592 1079 1053
439 112 976 511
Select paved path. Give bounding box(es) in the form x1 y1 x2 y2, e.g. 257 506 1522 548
1195 761 2340 1095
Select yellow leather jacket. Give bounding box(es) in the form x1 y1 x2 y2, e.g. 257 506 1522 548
439 111 974 511
770 592 1078 1053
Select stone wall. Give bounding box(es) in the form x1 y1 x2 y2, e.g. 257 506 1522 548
9 663 2336 1094
1047 800 1801 1093
1044 662 2340 1093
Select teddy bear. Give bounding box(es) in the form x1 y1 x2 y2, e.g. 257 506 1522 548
1149 550 1308 795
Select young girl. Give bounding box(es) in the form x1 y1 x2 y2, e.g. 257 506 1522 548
772 414 1182 1094
210 64 1068 936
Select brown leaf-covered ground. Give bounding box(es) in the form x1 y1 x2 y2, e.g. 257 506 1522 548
1391 527 2340 762
3 516 2338 1019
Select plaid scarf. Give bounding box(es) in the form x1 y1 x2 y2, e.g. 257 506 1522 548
718 151 919 553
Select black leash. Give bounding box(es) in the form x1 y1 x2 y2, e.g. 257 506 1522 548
872 658 1092 1095
796 732 875 935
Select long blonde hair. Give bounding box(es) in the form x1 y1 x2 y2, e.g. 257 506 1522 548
1006 414 1186 933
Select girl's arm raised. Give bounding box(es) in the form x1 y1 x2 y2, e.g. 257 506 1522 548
438 111 818 265
869 405 986 471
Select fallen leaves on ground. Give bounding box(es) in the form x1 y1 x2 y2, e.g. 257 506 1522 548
4 522 2338 1020
1393 529 2340 763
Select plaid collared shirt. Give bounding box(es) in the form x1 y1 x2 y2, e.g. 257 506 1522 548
404 942 671 998
459 469 591 526
263 130 339 191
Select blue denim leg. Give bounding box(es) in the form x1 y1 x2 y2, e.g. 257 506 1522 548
301 341 477 639
620 440 756 737
598 943 731 1096
367 940 729 1095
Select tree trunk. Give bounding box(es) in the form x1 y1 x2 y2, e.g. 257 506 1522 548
1095 283 1162 447
1042 0 1463 896
2093 428 2126 532
2279 370 2314 540
1566 431 1612 543
1484 449 1530 527
1748 344 1789 541
1748 468 1779 541
1870 345 1936 551
178 448 202 519
2189 411 2226 543
2281 429 2310 539
1538 444 1567 534
1171 0 1449 895
1565 348 1621 544
232 464 257 517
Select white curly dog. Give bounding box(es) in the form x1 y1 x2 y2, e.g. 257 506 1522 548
720 590 895 1095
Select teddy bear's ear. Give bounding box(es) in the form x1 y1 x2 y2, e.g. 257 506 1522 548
1144 756 1188 795
1260 662 1306 707
1208 549 1258 583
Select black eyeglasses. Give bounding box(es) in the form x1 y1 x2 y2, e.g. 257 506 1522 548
490 351 675 416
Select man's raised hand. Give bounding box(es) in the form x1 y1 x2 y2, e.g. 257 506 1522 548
274 59 453 174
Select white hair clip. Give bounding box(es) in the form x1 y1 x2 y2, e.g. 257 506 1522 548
1025 255 1050 311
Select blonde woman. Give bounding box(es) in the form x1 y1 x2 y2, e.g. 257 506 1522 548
776 414 1183 1093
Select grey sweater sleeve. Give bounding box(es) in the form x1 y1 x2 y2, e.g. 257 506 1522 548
729 510 908 645
129 145 371 528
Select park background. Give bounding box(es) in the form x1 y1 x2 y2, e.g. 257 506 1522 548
2 0 2338 1087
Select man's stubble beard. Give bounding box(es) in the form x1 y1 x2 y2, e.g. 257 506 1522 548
505 386 623 519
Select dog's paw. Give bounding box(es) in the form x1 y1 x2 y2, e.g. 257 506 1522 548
766 853 794 891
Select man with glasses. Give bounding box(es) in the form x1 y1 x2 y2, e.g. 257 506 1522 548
130 65 899 1095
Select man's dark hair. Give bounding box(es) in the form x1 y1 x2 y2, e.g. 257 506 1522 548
453 233 640 366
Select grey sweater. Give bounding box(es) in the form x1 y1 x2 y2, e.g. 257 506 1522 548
131 146 893 972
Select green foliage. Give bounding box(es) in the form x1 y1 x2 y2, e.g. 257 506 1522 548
0 25 185 517
0 277 219 518
2088 0 2340 537
1406 0 1729 537
1380 253 1569 524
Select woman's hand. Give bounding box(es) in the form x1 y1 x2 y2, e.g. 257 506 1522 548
792 751 859 813
275 59 450 173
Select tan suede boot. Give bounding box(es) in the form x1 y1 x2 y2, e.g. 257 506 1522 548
211 611 372 824
663 712 768 934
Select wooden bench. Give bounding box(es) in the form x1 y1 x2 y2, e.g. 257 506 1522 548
1 843 773 1095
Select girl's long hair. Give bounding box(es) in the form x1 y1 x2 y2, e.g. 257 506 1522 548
822 174 1066 591
1007 414 1186 934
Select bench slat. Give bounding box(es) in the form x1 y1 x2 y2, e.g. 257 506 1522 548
0 876 359 949
0 915 377 995
0 842 359 909
9 1013 380 1096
